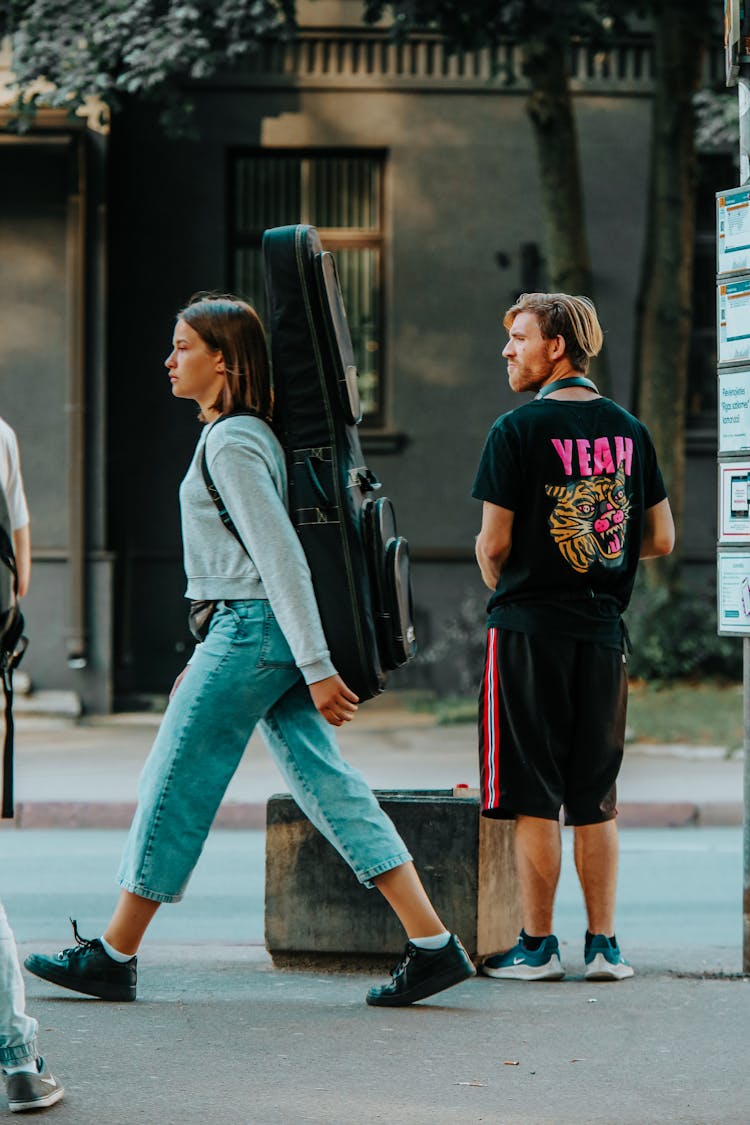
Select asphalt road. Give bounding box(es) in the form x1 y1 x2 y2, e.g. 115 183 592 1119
1 826 746 1124
2 826 742 966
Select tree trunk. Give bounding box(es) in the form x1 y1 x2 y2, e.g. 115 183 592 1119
524 41 610 393
634 1 708 588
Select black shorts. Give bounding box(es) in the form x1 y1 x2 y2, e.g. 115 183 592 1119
478 628 627 826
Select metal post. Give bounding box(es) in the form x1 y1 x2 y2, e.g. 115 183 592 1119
734 5 750 975
744 638 750 972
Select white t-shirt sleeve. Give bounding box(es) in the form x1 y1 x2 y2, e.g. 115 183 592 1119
0 418 29 531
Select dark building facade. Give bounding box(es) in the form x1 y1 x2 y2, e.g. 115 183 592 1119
0 3 726 709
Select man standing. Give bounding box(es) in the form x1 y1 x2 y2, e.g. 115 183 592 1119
473 293 674 982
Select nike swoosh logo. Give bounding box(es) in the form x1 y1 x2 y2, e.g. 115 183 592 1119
513 957 525 965
40 1078 57 1087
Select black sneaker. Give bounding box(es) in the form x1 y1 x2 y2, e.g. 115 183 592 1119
24 920 137 1002
366 934 476 1007
5 1058 64 1113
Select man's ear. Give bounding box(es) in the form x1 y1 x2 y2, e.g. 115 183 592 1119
548 334 566 361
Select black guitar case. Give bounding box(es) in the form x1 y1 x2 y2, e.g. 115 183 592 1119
262 224 417 701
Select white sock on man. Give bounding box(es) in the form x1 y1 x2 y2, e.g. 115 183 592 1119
100 936 134 963
410 931 451 950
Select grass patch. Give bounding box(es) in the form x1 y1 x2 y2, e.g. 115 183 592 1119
625 680 743 751
406 693 477 726
406 681 745 750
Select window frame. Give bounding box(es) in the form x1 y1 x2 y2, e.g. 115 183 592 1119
227 146 387 429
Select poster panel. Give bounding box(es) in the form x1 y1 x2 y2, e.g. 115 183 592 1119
717 550 750 634
719 368 750 451
717 276 750 364
717 186 750 274
719 460 750 541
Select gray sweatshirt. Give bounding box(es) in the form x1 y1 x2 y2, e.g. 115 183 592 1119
180 414 336 685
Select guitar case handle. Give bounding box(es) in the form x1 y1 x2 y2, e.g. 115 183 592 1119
305 455 332 507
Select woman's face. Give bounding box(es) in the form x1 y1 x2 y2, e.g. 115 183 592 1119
165 318 225 412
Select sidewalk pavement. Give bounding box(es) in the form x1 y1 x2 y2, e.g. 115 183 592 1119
2 695 748 1124
4 692 745 830
7 940 748 1125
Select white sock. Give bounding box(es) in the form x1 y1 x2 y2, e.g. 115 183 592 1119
3 1059 39 1076
100 936 134 963
410 931 451 950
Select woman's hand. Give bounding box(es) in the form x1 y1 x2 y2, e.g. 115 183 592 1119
308 674 359 727
169 666 190 700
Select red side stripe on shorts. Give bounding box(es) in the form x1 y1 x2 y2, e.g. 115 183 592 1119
482 627 501 810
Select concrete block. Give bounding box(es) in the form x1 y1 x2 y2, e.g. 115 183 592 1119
265 789 522 967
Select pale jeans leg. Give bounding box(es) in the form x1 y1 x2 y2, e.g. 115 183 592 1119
260 678 412 886
0 899 38 1069
118 601 296 902
117 600 410 902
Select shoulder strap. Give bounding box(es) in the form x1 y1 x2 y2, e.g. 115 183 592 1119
1 665 15 819
0 526 18 590
200 413 259 560
535 376 599 400
0 522 23 820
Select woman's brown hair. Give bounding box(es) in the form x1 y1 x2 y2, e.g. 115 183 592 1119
178 293 273 421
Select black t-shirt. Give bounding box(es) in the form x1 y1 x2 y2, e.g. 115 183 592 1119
472 396 667 647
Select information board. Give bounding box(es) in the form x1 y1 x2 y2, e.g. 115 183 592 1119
719 368 750 451
717 551 750 633
718 275 750 364
719 460 750 541
717 186 750 273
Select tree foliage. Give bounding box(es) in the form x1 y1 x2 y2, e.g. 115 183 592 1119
0 1 295 128
364 1 618 392
0 0 726 584
363 0 619 53
368 1 723 576
632 0 718 588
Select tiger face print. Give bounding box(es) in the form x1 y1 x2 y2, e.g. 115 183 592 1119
545 464 630 574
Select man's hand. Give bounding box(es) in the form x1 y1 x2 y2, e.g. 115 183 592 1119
308 674 359 727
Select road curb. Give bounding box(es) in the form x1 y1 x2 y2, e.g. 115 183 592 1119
0 801 267 830
617 801 743 827
0 799 743 830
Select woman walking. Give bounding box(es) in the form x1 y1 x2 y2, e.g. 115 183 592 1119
25 295 474 1008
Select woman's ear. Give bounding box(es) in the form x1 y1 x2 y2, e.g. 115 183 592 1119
215 351 227 377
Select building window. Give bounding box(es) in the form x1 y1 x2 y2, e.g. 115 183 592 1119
229 149 385 425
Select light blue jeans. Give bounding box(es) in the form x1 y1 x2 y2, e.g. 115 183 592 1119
0 900 38 1068
118 600 412 902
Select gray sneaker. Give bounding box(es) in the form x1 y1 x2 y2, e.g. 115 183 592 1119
5 1058 64 1113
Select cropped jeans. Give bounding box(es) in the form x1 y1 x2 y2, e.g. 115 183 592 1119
118 600 412 902
0 900 38 1069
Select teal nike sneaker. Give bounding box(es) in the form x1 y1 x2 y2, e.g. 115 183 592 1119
584 933 634 981
481 933 565 981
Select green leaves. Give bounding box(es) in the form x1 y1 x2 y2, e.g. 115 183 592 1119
2 0 295 130
362 1 623 55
